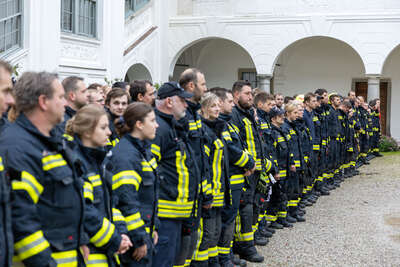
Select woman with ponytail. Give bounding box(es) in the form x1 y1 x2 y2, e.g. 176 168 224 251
106 102 159 267
65 104 132 266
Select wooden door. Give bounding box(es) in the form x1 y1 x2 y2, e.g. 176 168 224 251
355 82 368 102
380 82 388 136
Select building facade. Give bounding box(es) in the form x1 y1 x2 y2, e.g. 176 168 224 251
1 0 400 138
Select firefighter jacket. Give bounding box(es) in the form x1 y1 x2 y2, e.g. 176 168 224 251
0 117 12 267
295 119 313 164
219 113 256 191
105 108 121 149
314 104 329 149
201 117 231 207
304 109 321 153
67 137 123 260
151 109 200 219
271 124 291 180
338 109 347 144
371 109 380 135
327 105 341 139
54 106 77 139
282 119 304 171
231 105 270 173
0 114 85 267
107 134 158 250
256 109 278 174
185 100 213 206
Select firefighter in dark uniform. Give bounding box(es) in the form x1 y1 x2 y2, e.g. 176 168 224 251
369 99 382 157
65 104 132 266
108 103 160 267
282 103 306 222
150 82 199 267
269 107 295 228
178 69 213 267
0 72 86 266
230 81 266 263
210 87 254 267
356 97 370 166
0 60 14 267
327 94 342 188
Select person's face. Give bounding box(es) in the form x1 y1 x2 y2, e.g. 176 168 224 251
88 90 104 107
171 96 188 120
143 83 156 106
310 96 317 109
139 111 159 140
322 92 329 104
349 91 356 100
0 68 14 114
220 93 234 114
354 99 359 108
358 96 365 104
108 95 128 117
286 109 298 121
204 100 220 121
48 79 67 125
376 100 380 110
237 85 253 110
193 73 207 102
275 95 284 107
332 97 341 108
73 80 89 109
297 106 304 118
274 114 285 126
87 114 111 147
259 100 275 113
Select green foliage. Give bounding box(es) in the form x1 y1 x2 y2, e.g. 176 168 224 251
379 135 399 152
104 77 123 86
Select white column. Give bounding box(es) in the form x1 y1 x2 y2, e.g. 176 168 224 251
257 74 272 93
367 76 380 102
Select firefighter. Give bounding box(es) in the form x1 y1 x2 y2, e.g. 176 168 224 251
327 94 342 188
1 72 86 266
0 60 14 267
107 102 160 267
150 82 200 267
65 104 133 266
369 99 382 157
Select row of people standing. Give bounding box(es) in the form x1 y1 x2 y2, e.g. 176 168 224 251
0 59 382 267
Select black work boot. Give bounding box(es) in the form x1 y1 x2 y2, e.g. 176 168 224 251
285 215 297 223
254 235 269 246
259 228 273 238
240 252 264 263
270 221 284 229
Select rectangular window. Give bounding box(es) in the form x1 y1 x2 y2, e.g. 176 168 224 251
0 0 22 55
125 0 150 17
238 68 259 88
61 0 97 38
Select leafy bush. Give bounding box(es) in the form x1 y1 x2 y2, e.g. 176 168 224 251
379 135 399 152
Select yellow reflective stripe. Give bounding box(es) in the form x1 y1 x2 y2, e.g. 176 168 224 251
63 133 74 141
11 171 44 204
286 134 291 140
193 218 208 261
42 154 67 171
230 174 245 185
204 145 210 157
0 156 3 171
176 150 189 203
208 246 218 257
218 246 231 255
157 199 193 218
265 159 272 172
112 208 125 222
294 160 301 167
313 116 318 122
87 253 108 267
88 174 102 187
14 230 50 261
313 144 320 151
279 169 287 177
234 151 249 168
90 218 115 247
277 211 287 218
290 129 296 135
151 144 161 161
52 250 78 267
260 123 269 130
196 120 202 129
277 136 285 143
141 161 152 172
112 170 142 191
212 142 223 197
243 118 257 161
107 138 120 147
149 157 158 169
125 212 145 231
83 182 94 202
287 200 298 207
222 131 232 141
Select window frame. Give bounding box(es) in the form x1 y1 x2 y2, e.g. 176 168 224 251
125 0 150 18
238 68 259 89
61 0 97 39
0 0 23 56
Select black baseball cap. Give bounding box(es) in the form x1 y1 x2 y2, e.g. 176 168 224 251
157 82 193 99
269 107 285 118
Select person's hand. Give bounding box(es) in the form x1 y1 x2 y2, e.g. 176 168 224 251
132 244 147 261
202 203 212 209
244 165 256 176
80 245 90 261
118 234 133 254
153 231 159 245
290 165 296 172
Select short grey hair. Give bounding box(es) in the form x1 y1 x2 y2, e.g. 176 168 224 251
14 71 59 114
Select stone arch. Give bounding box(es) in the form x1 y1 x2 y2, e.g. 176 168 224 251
124 63 153 83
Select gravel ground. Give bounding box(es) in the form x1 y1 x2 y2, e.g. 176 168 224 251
250 153 400 267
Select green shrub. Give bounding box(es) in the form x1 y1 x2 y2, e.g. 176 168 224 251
379 135 399 152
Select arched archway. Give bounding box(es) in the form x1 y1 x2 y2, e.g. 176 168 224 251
272 36 366 96
382 44 400 139
125 63 152 83
170 38 257 89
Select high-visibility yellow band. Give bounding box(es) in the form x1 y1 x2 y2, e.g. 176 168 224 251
14 230 50 261
112 170 142 191
90 218 115 247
